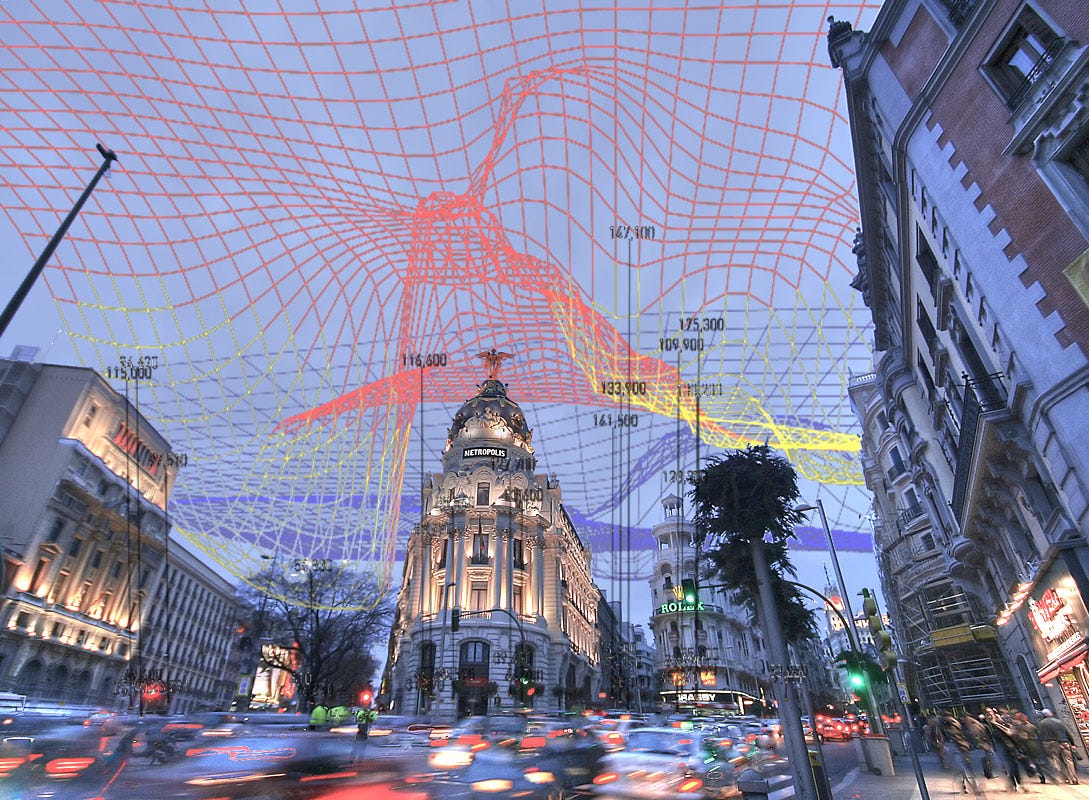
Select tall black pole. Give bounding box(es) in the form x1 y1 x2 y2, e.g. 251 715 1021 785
0 143 118 340
751 535 818 800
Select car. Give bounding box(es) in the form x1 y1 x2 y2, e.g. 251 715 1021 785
427 713 532 769
591 726 744 799
593 717 650 751
417 744 570 799
0 722 130 797
817 717 852 742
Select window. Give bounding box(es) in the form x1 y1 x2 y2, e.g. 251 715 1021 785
983 7 1064 109
66 538 82 557
471 534 488 564
512 538 525 569
476 482 489 506
90 550 103 569
436 538 447 569
470 581 487 611
513 585 524 615
30 559 49 593
889 446 906 477
46 518 64 542
459 640 489 671
83 403 97 427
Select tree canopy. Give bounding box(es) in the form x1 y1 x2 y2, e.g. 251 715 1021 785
691 444 817 644
237 563 394 709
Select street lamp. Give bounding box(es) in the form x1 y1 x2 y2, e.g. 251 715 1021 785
796 501 930 796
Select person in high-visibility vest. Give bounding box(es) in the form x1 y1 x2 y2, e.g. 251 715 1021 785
308 703 328 731
329 705 349 726
356 706 378 738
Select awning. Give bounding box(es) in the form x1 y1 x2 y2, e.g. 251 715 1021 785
1038 638 1089 683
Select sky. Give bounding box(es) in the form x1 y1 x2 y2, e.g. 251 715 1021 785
0 0 885 630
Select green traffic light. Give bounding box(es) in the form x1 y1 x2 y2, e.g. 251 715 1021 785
681 578 697 604
849 672 865 689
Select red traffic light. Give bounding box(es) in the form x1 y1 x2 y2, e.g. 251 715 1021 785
359 689 373 706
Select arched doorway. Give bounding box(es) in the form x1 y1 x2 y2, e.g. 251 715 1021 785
15 660 42 696
46 663 70 699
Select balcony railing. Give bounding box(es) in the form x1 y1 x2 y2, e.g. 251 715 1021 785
1007 38 1067 110
469 554 490 565
951 372 1006 519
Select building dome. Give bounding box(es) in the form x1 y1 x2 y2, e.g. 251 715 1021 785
444 378 533 452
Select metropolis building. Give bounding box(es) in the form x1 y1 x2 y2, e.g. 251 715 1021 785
386 363 603 719
832 0 1089 739
648 495 765 713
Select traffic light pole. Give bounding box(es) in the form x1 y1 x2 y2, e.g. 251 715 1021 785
452 606 529 702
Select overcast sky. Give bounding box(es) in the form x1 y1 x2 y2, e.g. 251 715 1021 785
0 0 884 627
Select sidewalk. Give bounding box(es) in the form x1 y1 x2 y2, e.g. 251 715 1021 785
831 749 1089 800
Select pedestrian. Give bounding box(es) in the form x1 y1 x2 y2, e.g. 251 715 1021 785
356 705 378 738
926 713 949 769
984 708 1026 792
1037 709 1080 784
1010 711 1046 783
943 712 974 773
961 712 996 778
329 704 350 726
308 702 328 731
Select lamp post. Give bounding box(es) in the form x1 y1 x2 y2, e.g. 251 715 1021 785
795 500 885 734
0 144 118 339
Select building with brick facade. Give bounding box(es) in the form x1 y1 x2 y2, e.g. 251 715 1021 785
833 0 1089 743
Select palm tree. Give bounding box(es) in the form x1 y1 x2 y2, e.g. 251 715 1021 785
691 444 817 643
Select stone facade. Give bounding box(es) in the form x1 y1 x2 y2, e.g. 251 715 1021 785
386 374 603 719
647 495 765 714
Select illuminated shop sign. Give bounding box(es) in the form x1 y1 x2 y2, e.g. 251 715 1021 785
658 601 705 614
1029 587 1080 654
463 447 507 458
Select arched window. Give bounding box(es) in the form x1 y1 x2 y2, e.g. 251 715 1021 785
420 641 436 673
458 640 490 681
15 659 42 694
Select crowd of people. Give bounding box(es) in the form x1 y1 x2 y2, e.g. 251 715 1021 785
922 707 1082 791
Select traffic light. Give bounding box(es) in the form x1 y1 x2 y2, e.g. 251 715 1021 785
451 607 460 632
848 669 866 690
359 687 373 707
681 578 697 605
862 588 897 670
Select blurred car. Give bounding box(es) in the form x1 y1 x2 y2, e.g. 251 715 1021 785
102 727 427 799
427 713 531 769
591 726 744 799
817 718 852 742
0 722 131 798
594 717 650 751
416 744 571 799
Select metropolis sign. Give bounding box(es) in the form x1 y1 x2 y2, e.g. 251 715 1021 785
463 447 508 458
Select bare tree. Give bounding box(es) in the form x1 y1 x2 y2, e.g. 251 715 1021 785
238 563 393 710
